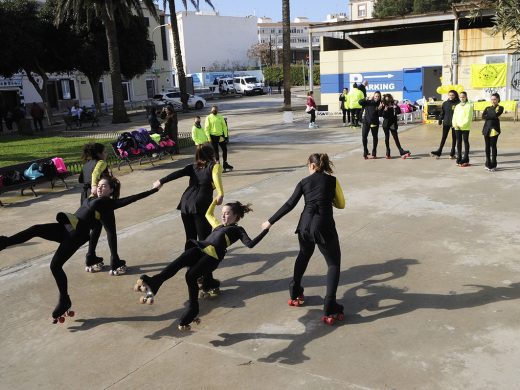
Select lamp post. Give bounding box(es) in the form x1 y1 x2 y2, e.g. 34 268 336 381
151 23 171 94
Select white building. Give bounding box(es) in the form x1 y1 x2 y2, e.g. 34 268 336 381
171 11 258 74
349 0 375 20
0 5 172 112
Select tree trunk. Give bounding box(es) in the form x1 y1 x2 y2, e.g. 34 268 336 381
99 2 129 123
25 69 55 126
87 74 103 114
282 0 292 110
168 3 189 110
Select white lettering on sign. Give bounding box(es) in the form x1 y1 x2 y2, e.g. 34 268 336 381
367 83 395 91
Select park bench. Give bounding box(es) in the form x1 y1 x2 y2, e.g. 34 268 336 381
63 112 100 131
0 158 71 207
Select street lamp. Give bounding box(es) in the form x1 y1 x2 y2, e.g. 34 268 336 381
151 23 171 94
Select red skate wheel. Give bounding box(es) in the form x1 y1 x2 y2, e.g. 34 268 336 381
336 313 345 321
146 298 154 305
58 316 65 324
139 296 147 304
288 299 294 306
67 310 75 317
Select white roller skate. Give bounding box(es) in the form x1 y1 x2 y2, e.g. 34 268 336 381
85 262 104 273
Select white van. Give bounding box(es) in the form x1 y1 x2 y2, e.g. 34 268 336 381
218 78 235 94
233 76 264 95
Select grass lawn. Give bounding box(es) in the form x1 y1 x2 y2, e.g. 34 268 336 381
0 135 113 168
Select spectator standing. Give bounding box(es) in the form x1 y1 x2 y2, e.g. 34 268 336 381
358 80 368 98
204 105 233 172
30 103 45 132
163 105 179 153
70 102 83 127
191 116 208 146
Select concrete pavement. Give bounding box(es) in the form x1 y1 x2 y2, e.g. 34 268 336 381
1 98 520 389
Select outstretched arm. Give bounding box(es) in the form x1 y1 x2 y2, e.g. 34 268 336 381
112 188 159 210
212 163 224 204
158 165 191 186
333 178 346 209
238 226 269 248
205 198 221 229
266 181 304 226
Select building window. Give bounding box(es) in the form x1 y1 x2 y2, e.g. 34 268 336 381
358 3 367 18
146 79 155 99
122 81 131 102
98 81 105 104
485 54 506 64
143 17 149 27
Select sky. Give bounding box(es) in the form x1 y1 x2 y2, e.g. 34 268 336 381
171 0 349 22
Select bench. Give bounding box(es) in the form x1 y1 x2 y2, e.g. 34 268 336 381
110 142 157 172
63 112 100 131
0 159 71 207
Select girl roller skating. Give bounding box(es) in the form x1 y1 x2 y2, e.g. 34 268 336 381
79 142 109 272
152 144 224 297
134 198 269 331
381 94 411 159
0 177 160 323
431 90 459 159
262 153 346 325
482 93 504 172
451 91 473 167
306 91 318 129
359 92 383 159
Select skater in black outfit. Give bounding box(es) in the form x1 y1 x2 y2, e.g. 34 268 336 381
78 143 110 271
381 94 411 159
482 93 504 171
431 90 459 159
339 88 350 127
0 177 160 323
359 91 383 159
135 198 269 330
262 153 346 325
152 144 224 293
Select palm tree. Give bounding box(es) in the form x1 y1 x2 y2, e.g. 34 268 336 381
167 0 215 111
55 0 159 124
282 0 291 109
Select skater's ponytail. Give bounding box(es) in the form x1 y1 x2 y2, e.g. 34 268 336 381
195 143 216 168
225 201 252 221
81 142 105 163
308 153 334 174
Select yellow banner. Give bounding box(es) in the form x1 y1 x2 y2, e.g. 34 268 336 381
471 64 507 88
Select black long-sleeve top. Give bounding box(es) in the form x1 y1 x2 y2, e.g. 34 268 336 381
196 199 268 260
381 104 401 130
482 105 504 136
359 99 382 126
57 188 158 260
268 172 345 244
439 99 460 126
159 162 224 214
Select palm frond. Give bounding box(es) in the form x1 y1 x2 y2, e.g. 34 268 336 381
190 0 200 11
204 0 215 12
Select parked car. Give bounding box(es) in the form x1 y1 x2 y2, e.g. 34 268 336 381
152 92 206 110
233 76 264 95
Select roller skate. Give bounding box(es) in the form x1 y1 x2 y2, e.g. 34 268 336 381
223 161 234 172
363 151 370 160
134 275 160 305
178 305 200 331
0 235 8 251
52 294 75 324
430 150 441 159
199 278 221 299
385 151 391 159
85 254 104 273
449 153 456 160
321 297 344 326
109 259 127 276
400 150 411 159
288 283 305 307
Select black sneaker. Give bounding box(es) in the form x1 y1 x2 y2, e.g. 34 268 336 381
223 162 234 172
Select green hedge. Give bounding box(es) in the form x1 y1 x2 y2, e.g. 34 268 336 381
263 65 320 87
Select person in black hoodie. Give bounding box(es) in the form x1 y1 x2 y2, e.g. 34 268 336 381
262 153 346 325
431 90 459 159
381 94 411 159
359 91 383 159
482 93 504 171
0 177 160 323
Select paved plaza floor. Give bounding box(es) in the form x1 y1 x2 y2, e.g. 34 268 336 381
1 96 520 389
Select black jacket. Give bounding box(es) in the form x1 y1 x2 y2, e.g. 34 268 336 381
439 99 460 127
381 104 401 130
482 105 504 136
269 172 339 244
359 99 382 126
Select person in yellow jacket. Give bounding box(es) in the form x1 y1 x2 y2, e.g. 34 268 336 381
345 83 364 127
204 105 233 172
451 91 474 167
191 116 208 146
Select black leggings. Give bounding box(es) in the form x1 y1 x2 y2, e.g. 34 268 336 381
362 124 379 156
484 135 499 169
455 130 470 164
153 247 220 325
5 223 88 297
352 109 362 126
81 188 103 260
291 235 341 301
342 108 351 124
308 109 316 123
437 125 456 156
383 126 404 155
210 135 228 162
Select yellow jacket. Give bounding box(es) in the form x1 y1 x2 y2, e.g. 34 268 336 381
204 113 228 139
191 125 209 145
452 101 473 131
346 88 364 109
